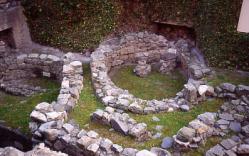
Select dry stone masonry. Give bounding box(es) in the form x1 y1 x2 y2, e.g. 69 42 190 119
158 83 249 155
91 107 151 141
0 40 63 96
0 143 67 156
91 32 213 115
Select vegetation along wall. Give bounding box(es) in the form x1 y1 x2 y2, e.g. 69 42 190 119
22 0 249 71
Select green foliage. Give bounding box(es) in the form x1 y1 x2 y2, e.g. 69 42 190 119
22 0 118 51
145 0 249 71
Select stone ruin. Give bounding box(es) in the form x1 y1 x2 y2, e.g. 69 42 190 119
90 32 213 115
0 1 249 156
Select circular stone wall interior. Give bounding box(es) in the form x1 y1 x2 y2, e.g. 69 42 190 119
91 32 212 114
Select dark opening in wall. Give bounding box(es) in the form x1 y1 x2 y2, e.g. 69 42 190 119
152 21 196 44
0 28 16 48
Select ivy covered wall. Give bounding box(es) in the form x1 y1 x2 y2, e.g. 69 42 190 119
22 0 118 51
22 0 249 71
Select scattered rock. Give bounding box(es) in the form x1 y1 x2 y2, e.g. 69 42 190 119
161 137 173 149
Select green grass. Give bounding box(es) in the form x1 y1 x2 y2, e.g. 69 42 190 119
111 66 186 100
70 65 224 150
0 78 60 133
70 65 249 152
69 65 104 127
129 99 223 149
205 69 249 86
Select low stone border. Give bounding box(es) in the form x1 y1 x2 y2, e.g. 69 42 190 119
28 52 169 156
0 143 67 156
91 107 151 141
159 83 249 154
90 32 213 114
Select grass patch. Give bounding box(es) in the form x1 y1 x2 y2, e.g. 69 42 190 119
129 99 223 149
110 66 186 100
0 78 60 133
69 65 104 127
205 69 249 86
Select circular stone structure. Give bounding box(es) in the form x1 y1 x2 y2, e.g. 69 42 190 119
91 32 212 114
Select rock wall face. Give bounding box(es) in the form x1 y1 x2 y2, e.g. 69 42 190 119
0 0 32 49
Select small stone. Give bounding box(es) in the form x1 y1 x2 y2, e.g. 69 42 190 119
110 118 129 135
152 133 162 139
176 127 195 142
161 137 173 149
152 116 160 122
136 150 156 156
197 112 216 125
219 113 234 121
237 144 249 154
236 85 249 96
87 143 99 153
220 83 236 92
180 105 190 112
220 139 237 150
30 111 47 123
111 144 123 153
155 125 164 131
122 148 138 156
87 131 99 138
242 125 249 135
100 138 113 151
225 150 237 156
105 106 115 114
198 85 209 96
216 119 230 125
63 123 74 133
229 122 241 133
150 147 171 156
206 144 225 156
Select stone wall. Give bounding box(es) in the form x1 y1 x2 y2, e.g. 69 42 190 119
0 143 67 156
0 41 63 96
0 0 32 49
90 32 213 114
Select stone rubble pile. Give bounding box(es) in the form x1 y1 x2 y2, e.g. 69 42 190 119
0 143 67 156
172 112 217 150
91 32 213 115
133 60 151 77
91 107 151 141
160 83 249 155
205 83 249 156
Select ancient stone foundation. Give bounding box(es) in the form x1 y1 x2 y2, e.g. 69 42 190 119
90 32 213 114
